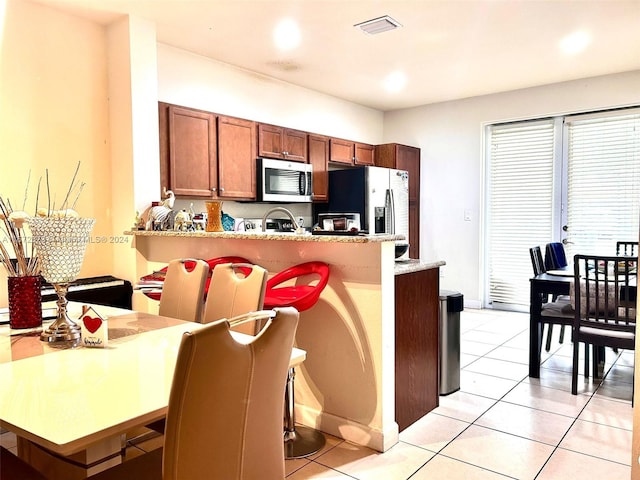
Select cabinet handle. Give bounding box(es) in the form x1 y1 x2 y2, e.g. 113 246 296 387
220 187 225 193
211 187 217 192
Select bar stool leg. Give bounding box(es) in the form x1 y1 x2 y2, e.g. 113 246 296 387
284 367 326 459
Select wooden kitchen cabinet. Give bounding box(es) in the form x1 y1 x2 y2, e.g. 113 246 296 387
258 124 307 162
354 142 375 166
159 102 217 197
329 138 374 166
395 267 440 432
308 134 329 202
375 143 421 258
329 138 354 165
217 115 257 199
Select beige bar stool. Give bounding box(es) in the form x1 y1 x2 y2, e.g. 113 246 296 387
158 258 209 322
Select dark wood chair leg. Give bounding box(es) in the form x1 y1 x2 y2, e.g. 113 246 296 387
545 324 553 352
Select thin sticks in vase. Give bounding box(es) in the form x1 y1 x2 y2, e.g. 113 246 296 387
0 197 38 277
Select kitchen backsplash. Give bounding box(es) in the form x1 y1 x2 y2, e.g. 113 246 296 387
172 199 313 231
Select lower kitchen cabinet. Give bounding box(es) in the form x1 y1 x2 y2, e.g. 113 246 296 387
395 267 439 431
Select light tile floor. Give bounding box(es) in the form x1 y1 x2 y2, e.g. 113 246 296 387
1 309 633 479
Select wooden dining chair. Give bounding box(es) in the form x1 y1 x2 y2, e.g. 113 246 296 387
89 307 299 480
529 246 568 351
201 263 268 334
158 258 210 322
571 254 637 395
616 241 638 256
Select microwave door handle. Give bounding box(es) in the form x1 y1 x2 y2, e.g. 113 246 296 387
385 189 395 234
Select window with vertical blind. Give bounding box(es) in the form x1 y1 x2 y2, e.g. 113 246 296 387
563 111 640 258
487 120 556 307
486 108 640 309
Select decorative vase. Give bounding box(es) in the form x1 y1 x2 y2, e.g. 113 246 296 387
8 275 42 329
205 201 224 232
28 216 95 345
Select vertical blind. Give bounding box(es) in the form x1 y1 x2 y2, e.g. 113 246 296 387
487 120 556 306
564 112 640 258
487 109 640 308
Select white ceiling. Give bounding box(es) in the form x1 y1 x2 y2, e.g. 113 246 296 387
31 0 640 111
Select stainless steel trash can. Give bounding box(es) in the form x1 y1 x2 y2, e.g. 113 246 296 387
439 290 463 395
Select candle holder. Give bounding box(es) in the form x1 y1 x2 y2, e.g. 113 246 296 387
29 216 95 345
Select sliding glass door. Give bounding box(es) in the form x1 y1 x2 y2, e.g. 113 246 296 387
485 108 640 309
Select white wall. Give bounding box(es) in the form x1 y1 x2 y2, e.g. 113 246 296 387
155 43 386 225
382 70 640 306
157 44 383 144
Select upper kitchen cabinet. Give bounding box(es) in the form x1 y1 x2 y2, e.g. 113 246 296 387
329 138 374 166
217 115 257 200
375 143 421 258
308 134 329 202
354 143 375 166
159 102 217 197
258 124 307 162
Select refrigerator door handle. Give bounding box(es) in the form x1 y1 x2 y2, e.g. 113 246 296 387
385 189 395 234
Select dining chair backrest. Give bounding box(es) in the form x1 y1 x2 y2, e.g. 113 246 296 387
616 241 638 256
573 254 637 327
163 308 299 480
529 246 546 276
571 254 637 394
201 263 268 335
158 258 210 323
544 242 568 270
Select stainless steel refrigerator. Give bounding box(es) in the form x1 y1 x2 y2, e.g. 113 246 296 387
319 166 409 259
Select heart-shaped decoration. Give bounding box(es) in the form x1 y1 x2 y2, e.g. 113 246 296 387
83 315 102 334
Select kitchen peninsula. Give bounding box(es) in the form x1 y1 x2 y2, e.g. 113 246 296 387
126 229 444 452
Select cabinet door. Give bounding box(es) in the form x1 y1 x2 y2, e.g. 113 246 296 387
308 134 329 202
167 105 217 197
354 143 374 166
329 138 355 164
258 124 284 159
395 145 420 203
283 128 308 162
409 202 420 259
218 116 257 200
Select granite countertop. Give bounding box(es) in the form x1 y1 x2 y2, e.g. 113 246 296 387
124 230 404 243
394 259 445 275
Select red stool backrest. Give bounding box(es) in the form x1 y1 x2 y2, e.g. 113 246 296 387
264 261 330 312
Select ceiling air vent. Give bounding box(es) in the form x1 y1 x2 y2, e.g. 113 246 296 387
354 15 402 35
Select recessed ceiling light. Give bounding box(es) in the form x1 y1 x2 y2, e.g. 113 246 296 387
383 71 407 93
560 31 590 55
355 15 402 35
273 18 301 51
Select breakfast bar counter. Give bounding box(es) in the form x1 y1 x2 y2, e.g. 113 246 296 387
125 229 443 452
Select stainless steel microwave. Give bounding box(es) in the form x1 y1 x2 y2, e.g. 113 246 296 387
257 158 313 202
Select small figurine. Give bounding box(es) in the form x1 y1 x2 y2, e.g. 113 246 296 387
134 211 145 230
174 209 193 231
146 190 175 230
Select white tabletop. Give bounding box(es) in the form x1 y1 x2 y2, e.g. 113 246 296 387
0 304 305 456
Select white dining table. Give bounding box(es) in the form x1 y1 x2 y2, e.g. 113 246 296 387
0 303 306 479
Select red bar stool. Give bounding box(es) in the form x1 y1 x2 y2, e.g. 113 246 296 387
263 261 330 459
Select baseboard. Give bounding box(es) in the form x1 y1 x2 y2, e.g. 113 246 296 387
295 404 399 453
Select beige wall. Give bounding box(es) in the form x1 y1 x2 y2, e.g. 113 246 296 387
0 0 113 305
